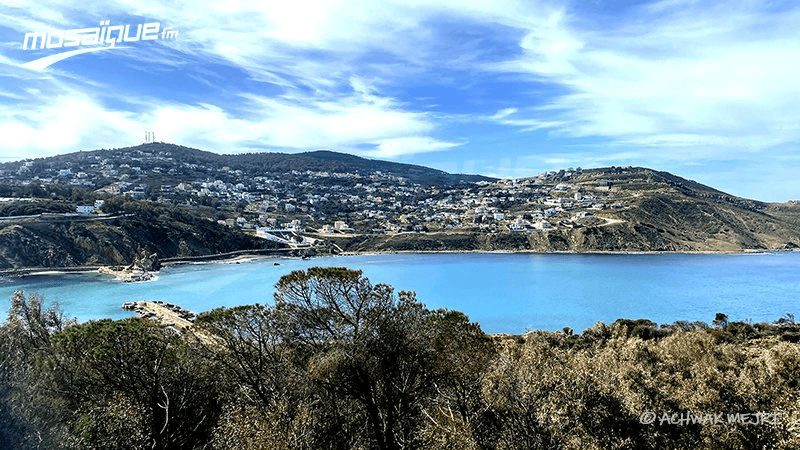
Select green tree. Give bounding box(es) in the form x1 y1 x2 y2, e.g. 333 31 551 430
196 304 349 449
274 267 490 450
0 291 74 449
198 267 494 449
48 318 221 449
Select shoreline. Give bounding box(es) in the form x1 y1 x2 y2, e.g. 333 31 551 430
1 247 796 280
97 266 160 283
161 253 287 268
0 266 105 279
334 247 791 257
0 247 307 280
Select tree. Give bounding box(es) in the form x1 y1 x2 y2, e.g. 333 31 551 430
197 267 494 449
273 267 490 450
416 309 495 449
274 267 395 344
0 291 74 449
48 318 221 449
3 290 72 357
196 304 347 449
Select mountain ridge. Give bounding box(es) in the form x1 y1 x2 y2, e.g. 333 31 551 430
1 143 493 186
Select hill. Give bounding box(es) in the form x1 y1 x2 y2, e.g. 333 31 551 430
325 167 800 253
0 199 287 271
1 145 799 264
570 167 800 252
0 143 493 186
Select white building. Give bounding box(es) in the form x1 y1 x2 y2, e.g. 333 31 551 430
573 211 593 220
508 222 525 232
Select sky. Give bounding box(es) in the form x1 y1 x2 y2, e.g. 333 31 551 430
1 0 799 201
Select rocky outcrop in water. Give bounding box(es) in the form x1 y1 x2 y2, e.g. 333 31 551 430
128 249 160 272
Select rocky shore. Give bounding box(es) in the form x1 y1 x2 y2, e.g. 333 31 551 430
122 300 196 329
98 266 156 282
121 301 221 347
98 249 161 282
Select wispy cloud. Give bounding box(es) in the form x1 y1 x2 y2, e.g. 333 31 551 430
2 0 494 159
489 107 566 131
489 0 800 162
0 74 460 159
368 136 463 158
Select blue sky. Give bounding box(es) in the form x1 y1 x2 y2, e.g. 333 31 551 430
1 0 799 201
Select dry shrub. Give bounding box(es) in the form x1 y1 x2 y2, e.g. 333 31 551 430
480 330 800 450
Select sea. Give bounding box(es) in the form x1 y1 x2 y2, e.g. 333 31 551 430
1 252 798 334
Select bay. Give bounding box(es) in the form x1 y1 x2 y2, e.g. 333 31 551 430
1 252 798 334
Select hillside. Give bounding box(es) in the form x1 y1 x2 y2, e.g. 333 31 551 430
326 167 800 253
0 200 286 271
1 145 799 263
0 143 493 186
571 168 800 252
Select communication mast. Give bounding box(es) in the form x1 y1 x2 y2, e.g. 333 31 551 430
144 130 156 143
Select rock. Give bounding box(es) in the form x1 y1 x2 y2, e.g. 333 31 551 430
128 249 161 272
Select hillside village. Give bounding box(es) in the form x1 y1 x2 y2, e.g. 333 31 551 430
0 144 630 243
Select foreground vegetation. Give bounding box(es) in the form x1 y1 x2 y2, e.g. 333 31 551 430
1 268 799 449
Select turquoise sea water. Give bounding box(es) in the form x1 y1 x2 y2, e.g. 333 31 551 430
1 252 798 334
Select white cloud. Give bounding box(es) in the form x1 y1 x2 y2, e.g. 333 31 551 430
237 88 439 150
490 1 800 161
491 108 517 120
368 136 462 158
153 92 464 157
3 0 503 159
0 92 140 157
489 108 567 131
0 80 459 160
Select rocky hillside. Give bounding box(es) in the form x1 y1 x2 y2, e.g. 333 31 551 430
0 202 286 270
573 168 800 252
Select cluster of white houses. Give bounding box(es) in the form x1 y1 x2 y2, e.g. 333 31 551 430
6 149 627 236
